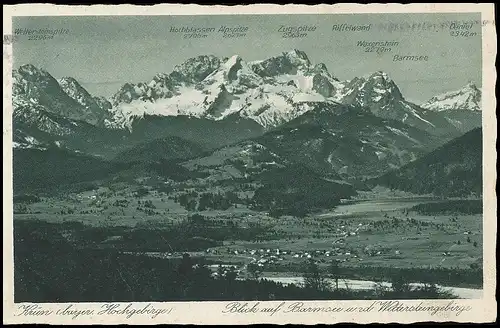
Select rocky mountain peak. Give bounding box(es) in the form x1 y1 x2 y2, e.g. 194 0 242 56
367 71 403 99
58 77 88 95
111 82 151 105
421 81 481 112
284 49 311 65
59 76 79 84
311 63 332 77
249 49 312 77
13 64 113 127
14 64 56 90
342 71 404 108
458 81 479 94
59 77 93 105
58 76 112 124
370 70 392 80
171 55 223 83
223 55 244 82
152 72 170 82
16 64 51 78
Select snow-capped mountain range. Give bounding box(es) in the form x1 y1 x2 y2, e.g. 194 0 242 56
107 50 347 129
12 49 482 152
421 82 481 112
104 50 481 134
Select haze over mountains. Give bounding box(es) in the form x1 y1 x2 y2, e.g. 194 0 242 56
12 49 482 197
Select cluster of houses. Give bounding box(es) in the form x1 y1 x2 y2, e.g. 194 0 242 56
332 223 366 238
362 246 402 257
205 245 367 267
207 264 242 278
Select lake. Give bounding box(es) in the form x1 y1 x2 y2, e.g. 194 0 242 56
260 276 483 299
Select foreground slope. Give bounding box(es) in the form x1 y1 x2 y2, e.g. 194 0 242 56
112 136 206 163
13 147 126 194
373 128 482 197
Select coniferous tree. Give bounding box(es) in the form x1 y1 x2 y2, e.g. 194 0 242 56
302 260 330 292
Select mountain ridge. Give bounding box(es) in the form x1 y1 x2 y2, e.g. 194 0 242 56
256 103 441 178
13 52 482 135
421 82 481 112
373 127 482 197
12 51 482 162
101 50 480 137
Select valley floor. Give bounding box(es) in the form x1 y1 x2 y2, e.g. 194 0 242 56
14 186 483 298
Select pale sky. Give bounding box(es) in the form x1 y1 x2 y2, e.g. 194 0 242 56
13 13 482 104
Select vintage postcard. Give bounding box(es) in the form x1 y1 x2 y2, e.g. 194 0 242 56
3 3 497 325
